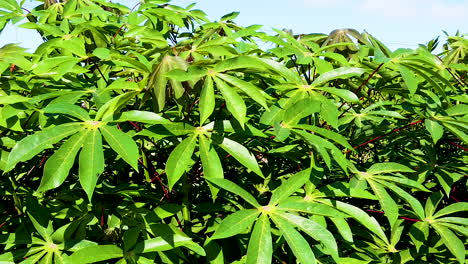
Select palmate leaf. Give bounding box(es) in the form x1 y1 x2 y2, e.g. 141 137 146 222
322 200 389 244
37 131 88 192
199 76 215 125
100 125 139 171
211 209 259 240
377 180 425 220
425 119 444 144
66 245 123 264
43 103 90 121
206 178 261 208
148 55 188 112
199 135 223 198
219 137 263 178
311 67 366 86
213 76 246 127
79 129 104 201
271 215 316 264
366 162 415 175
433 202 468 219
133 224 205 256
246 214 272 264
217 72 269 109
273 212 339 259
269 169 310 206
166 135 197 190
431 223 465 264
368 181 399 227
4 123 83 172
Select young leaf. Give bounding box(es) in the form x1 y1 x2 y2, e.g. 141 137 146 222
79 129 105 201
219 137 263 178
213 76 246 127
37 131 88 192
100 125 139 170
211 209 259 240
166 135 197 190
199 135 223 198
5 123 83 172
205 178 261 208
271 215 316 264
269 169 310 206
199 76 215 125
246 214 272 264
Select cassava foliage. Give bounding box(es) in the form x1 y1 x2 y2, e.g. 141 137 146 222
0 0 467 263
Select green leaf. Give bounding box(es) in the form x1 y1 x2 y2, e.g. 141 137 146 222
277 199 348 218
166 135 197 190
5 123 83 172
369 181 399 227
219 137 263 178
133 226 205 256
317 87 359 102
96 92 139 121
274 212 338 259
217 73 268 109
271 214 316 264
199 135 223 198
199 76 215 125
367 162 415 175
79 129 104 201
206 178 261 208
246 214 272 264
213 76 246 127
211 209 259 240
100 125 139 170
329 217 353 242
293 124 353 150
311 67 366 86
138 123 195 138
433 202 468 219
283 98 320 126
43 103 91 121
377 181 425 220
66 245 123 264
37 131 88 192
425 119 444 144
269 169 310 206
109 110 170 124
425 192 443 217
327 200 389 244
432 223 465 264
148 55 188 112
409 221 429 251
397 64 419 95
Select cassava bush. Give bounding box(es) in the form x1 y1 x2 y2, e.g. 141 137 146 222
0 0 467 263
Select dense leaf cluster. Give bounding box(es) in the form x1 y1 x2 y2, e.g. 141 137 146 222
0 0 467 263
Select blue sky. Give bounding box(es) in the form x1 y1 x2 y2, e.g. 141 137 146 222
1 0 467 51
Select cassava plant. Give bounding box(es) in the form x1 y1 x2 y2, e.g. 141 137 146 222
0 0 467 263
